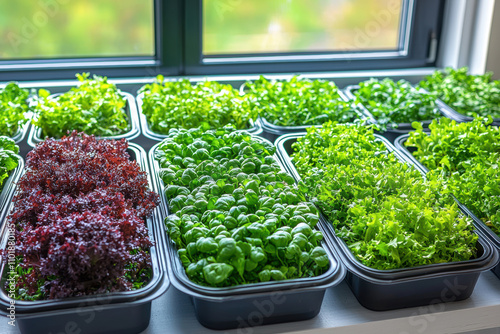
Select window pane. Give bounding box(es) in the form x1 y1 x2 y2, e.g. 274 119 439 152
0 0 154 59
203 0 404 55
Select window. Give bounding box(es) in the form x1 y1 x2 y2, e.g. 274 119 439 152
186 0 443 74
203 0 404 55
0 0 183 81
0 0 444 80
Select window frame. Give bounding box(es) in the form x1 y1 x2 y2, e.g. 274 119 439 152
184 0 445 75
0 0 444 81
0 0 183 81
199 0 414 60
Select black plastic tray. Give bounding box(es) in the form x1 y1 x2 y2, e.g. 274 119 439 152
149 138 346 330
275 132 499 311
10 121 30 144
395 134 500 280
135 92 262 141
435 99 500 126
0 156 24 218
27 92 141 147
343 85 449 143
240 83 374 143
0 143 169 334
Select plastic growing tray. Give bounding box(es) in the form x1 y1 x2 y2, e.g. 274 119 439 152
0 143 169 334
10 121 30 144
395 134 500 280
240 83 374 143
343 85 450 143
28 92 140 147
436 99 500 126
0 156 24 218
275 132 499 311
149 138 346 330
135 92 262 141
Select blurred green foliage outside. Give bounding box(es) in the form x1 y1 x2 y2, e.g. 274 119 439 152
0 0 402 59
204 0 403 55
0 0 154 59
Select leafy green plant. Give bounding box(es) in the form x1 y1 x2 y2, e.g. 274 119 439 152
155 125 329 287
291 122 477 270
406 117 500 236
354 78 441 128
418 67 500 118
244 76 360 127
33 73 129 139
0 136 19 189
140 76 257 134
0 82 29 137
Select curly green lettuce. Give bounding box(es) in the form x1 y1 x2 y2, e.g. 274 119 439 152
0 82 29 137
0 136 19 189
140 76 257 134
244 76 360 127
418 67 500 118
406 117 500 235
33 73 129 139
292 122 477 270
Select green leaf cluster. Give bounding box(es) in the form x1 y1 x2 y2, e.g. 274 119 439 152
354 78 441 128
140 76 257 134
0 82 29 137
292 122 477 270
0 136 19 189
418 67 500 118
244 76 360 127
406 117 500 236
33 73 129 139
155 124 329 287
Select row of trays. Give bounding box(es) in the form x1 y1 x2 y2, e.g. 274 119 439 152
11 91 263 147
1 126 499 334
11 81 496 148
242 84 500 144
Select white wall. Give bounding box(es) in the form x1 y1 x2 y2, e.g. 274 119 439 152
437 0 496 75
486 1 500 79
